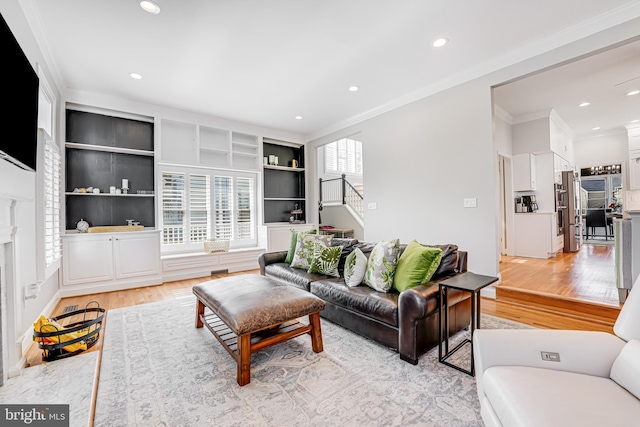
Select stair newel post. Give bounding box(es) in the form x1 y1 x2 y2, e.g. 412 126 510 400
341 174 346 205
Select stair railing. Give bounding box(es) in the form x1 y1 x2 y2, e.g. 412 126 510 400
319 174 364 221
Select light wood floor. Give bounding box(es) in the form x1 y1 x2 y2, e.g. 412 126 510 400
498 243 620 306
27 256 617 368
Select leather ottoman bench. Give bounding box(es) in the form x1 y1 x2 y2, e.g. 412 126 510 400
193 274 326 386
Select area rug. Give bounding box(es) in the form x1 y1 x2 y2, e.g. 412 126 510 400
0 351 98 427
94 297 531 427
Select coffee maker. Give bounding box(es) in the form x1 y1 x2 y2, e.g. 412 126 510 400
521 195 538 212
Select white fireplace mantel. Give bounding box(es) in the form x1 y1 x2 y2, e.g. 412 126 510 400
0 192 32 383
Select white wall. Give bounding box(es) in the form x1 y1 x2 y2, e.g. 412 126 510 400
493 110 513 157
1 1 62 350
307 80 500 276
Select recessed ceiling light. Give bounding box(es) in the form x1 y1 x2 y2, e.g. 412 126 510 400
432 37 449 48
139 0 161 14
129 72 143 80
295 116 303 120
627 90 640 96
578 102 590 107
348 85 359 92
592 127 601 131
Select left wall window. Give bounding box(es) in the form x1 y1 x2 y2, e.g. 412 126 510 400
37 76 61 280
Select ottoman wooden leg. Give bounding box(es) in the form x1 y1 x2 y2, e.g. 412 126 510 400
195 299 204 328
237 333 251 386
309 312 323 353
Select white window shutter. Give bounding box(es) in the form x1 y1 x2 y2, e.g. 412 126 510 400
162 172 186 244
189 173 210 243
214 176 233 240
235 177 254 240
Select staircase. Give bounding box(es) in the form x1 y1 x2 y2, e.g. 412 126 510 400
319 175 364 226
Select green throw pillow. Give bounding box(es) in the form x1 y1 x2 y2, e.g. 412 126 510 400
308 241 343 277
344 247 367 287
393 240 443 292
363 239 400 292
290 232 332 270
285 228 316 264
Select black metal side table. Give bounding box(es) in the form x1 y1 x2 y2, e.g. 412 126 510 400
438 272 498 376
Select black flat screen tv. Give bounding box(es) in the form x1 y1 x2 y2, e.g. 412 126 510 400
0 12 39 171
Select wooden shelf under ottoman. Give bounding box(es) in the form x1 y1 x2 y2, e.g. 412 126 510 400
193 274 325 386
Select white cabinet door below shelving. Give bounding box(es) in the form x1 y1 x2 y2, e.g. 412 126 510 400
266 223 315 252
114 233 160 279
63 235 114 285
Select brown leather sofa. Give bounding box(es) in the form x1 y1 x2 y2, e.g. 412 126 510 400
258 238 471 364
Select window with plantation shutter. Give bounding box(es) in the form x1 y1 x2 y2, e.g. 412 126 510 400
236 177 254 240
324 137 363 176
162 172 186 245
189 174 210 243
37 129 62 281
44 140 61 267
160 166 257 252
214 176 233 240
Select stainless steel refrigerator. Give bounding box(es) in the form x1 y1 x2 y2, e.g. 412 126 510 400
562 171 581 252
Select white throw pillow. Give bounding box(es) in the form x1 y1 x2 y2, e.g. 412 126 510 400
344 247 367 287
363 239 400 292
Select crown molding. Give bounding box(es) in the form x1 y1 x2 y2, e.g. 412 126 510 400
512 108 554 125
306 1 640 142
574 127 627 142
493 105 514 124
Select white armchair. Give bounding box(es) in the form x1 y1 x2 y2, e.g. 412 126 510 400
473 281 640 427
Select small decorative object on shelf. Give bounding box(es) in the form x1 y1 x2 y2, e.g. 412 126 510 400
290 203 304 224
122 178 129 194
203 238 230 253
33 301 105 362
76 218 89 233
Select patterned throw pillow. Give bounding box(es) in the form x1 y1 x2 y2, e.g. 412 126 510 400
285 228 316 264
344 247 368 287
290 232 333 270
363 239 400 292
308 241 343 277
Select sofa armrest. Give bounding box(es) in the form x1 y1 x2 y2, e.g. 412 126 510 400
457 251 468 273
258 251 287 275
473 329 626 400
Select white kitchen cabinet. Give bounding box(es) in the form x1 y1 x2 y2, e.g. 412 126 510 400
513 153 537 191
554 154 571 184
62 230 161 296
514 213 562 258
629 150 640 190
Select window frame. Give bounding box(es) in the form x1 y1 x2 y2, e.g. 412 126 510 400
36 71 61 282
159 164 258 254
323 137 363 178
